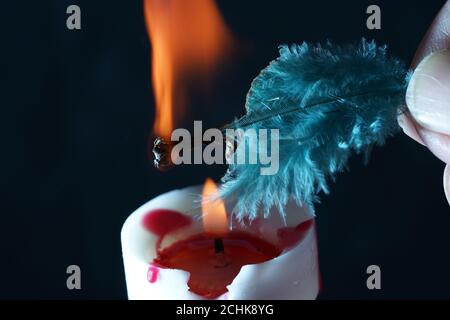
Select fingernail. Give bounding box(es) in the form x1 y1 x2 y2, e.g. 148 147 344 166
406 49 450 136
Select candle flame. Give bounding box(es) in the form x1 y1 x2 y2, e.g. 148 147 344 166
201 178 228 235
144 0 233 139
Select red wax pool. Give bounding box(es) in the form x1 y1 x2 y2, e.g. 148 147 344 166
154 231 281 298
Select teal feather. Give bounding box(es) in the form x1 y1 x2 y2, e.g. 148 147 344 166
219 39 410 220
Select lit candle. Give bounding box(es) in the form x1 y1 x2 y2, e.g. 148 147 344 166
121 179 320 300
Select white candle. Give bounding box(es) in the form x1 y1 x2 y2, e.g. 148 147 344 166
121 185 320 300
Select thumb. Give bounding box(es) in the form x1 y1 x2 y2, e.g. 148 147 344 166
405 49 450 164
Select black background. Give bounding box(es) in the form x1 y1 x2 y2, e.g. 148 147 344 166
2 0 449 299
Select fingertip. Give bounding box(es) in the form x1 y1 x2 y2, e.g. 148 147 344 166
416 127 450 164
397 112 425 145
406 49 450 136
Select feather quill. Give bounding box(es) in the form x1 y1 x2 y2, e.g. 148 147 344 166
219 39 410 220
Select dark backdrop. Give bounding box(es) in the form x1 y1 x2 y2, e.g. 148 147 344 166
2 0 449 299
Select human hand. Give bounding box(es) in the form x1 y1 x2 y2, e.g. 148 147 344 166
399 0 450 205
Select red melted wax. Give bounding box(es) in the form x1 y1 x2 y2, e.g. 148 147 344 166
277 219 314 249
147 264 159 283
142 209 192 249
154 231 281 299
142 209 314 299
142 209 192 237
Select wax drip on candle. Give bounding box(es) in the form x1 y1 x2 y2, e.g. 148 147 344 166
277 219 314 249
142 209 192 250
147 263 159 283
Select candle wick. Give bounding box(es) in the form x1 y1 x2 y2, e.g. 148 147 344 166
214 238 225 254
213 238 229 268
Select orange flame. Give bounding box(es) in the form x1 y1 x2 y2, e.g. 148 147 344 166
201 178 228 236
144 0 233 139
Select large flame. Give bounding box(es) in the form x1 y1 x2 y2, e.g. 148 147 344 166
201 178 228 236
144 0 233 139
